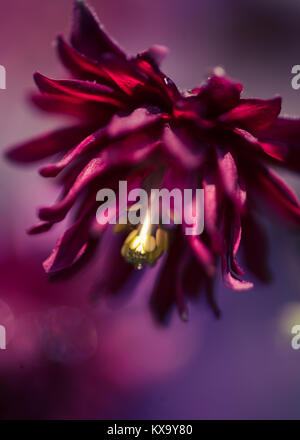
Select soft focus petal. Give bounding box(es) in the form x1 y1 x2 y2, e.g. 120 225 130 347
219 97 281 132
71 0 125 61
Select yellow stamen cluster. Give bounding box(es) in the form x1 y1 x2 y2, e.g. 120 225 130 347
120 226 169 270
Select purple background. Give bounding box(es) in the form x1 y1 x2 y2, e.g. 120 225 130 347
0 0 300 419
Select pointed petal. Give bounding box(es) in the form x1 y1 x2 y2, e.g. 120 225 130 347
91 232 133 301
221 206 253 291
71 0 125 61
5 125 93 163
187 235 216 277
256 166 300 224
216 148 246 208
255 117 300 172
162 125 204 170
34 72 125 108
219 97 281 132
43 196 96 273
27 221 54 235
242 213 271 282
196 75 242 117
38 135 159 222
39 108 162 178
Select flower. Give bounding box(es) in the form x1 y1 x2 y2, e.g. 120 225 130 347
6 0 300 322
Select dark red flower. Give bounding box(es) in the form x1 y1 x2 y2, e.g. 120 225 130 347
6 0 300 322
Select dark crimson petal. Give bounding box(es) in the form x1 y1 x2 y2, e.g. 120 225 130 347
39 135 160 222
39 108 162 177
181 251 203 297
162 125 204 170
27 221 54 235
5 125 93 163
219 97 281 132
39 157 107 222
241 213 271 282
39 128 105 178
203 170 223 252
221 256 253 290
232 128 288 163
34 73 126 108
195 75 243 117
138 45 169 68
150 230 185 323
221 205 253 291
30 92 115 125
187 235 216 277
57 35 146 95
97 55 147 95
255 166 300 224
57 35 109 80
255 117 300 172
136 48 180 105
43 196 96 273
216 148 246 208
71 0 125 62
91 232 134 301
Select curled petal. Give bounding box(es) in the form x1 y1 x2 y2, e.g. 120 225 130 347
58 35 145 95
91 232 133 301
34 73 126 108
187 235 216 277
221 205 253 291
233 128 288 163
219 97 281 132
195 75 242 117
43 196 96 273
256 166 300 224
39 157 106 222
242 213 271 282
71 0 125 61
216 148 246 208
39 135 159 222
57 35 109 80
6 125 93 163
162 125 204 170
203 170 223 252
27 221 54 235
255 117 300 172
150 230 185 323
138 45 169 68
39 107 162 177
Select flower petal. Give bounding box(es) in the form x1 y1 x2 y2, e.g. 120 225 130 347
5 125 93 163
241 213 271 282
39 108 162 177
195 75 242 117
43 196 96 273
34 72 126 108
255 117 300 172
221 205 253 291
219 97 281 132
71 0 125 61
187 235 216 277
39 134 160 222
162 125 205 170
216 148 246 208
255 166 300 224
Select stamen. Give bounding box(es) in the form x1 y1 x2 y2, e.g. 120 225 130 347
121 211 169 269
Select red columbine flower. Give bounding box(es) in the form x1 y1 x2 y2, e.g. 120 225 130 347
6 0 300 322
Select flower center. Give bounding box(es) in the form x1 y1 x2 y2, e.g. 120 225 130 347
120 211 169 270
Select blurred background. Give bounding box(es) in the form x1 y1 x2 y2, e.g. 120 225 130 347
0 0 300 420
